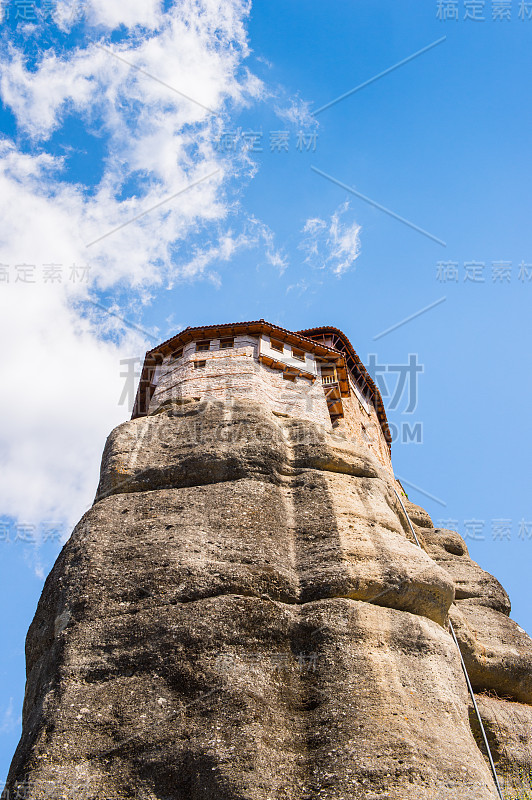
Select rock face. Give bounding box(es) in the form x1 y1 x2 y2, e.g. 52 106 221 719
4 398 532 799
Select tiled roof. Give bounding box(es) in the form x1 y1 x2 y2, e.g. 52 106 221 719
147 320 344 357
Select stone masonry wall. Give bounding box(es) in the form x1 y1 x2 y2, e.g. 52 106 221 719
149 334 393 473
149 335 332 429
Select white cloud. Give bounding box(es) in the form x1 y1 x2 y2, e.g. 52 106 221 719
175 229 246 285
286 277 321 296
302 218 327 236
175 217 288 283
0 0 266 533
0 0 266 292
0 280 147 529
249 218 288 274
299 202 361 275
274 95 316 129
0 698 20 735
81 0 164 30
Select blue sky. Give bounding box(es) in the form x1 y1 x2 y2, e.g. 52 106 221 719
1 0 531 781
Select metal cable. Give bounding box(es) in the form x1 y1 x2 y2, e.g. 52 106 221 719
393 487 504 800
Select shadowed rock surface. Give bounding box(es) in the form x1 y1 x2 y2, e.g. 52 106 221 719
4 399 531 799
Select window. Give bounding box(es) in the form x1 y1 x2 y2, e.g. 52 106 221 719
194 360 207 369
196 340 210 352
169 347 183 362
321 366 337 385
220 337 234 349
270 339 284 353
292 347 305 361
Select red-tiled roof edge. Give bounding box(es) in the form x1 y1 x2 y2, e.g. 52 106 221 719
146 319 344 357
298 326 391 447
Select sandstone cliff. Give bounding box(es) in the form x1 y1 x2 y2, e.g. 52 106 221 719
4 398 532 799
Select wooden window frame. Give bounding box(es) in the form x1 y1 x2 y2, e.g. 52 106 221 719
194 360 207 369
270 339 284 353
220 337 234 349
291 347 306 362
195 340 211 352
169 347 183 362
